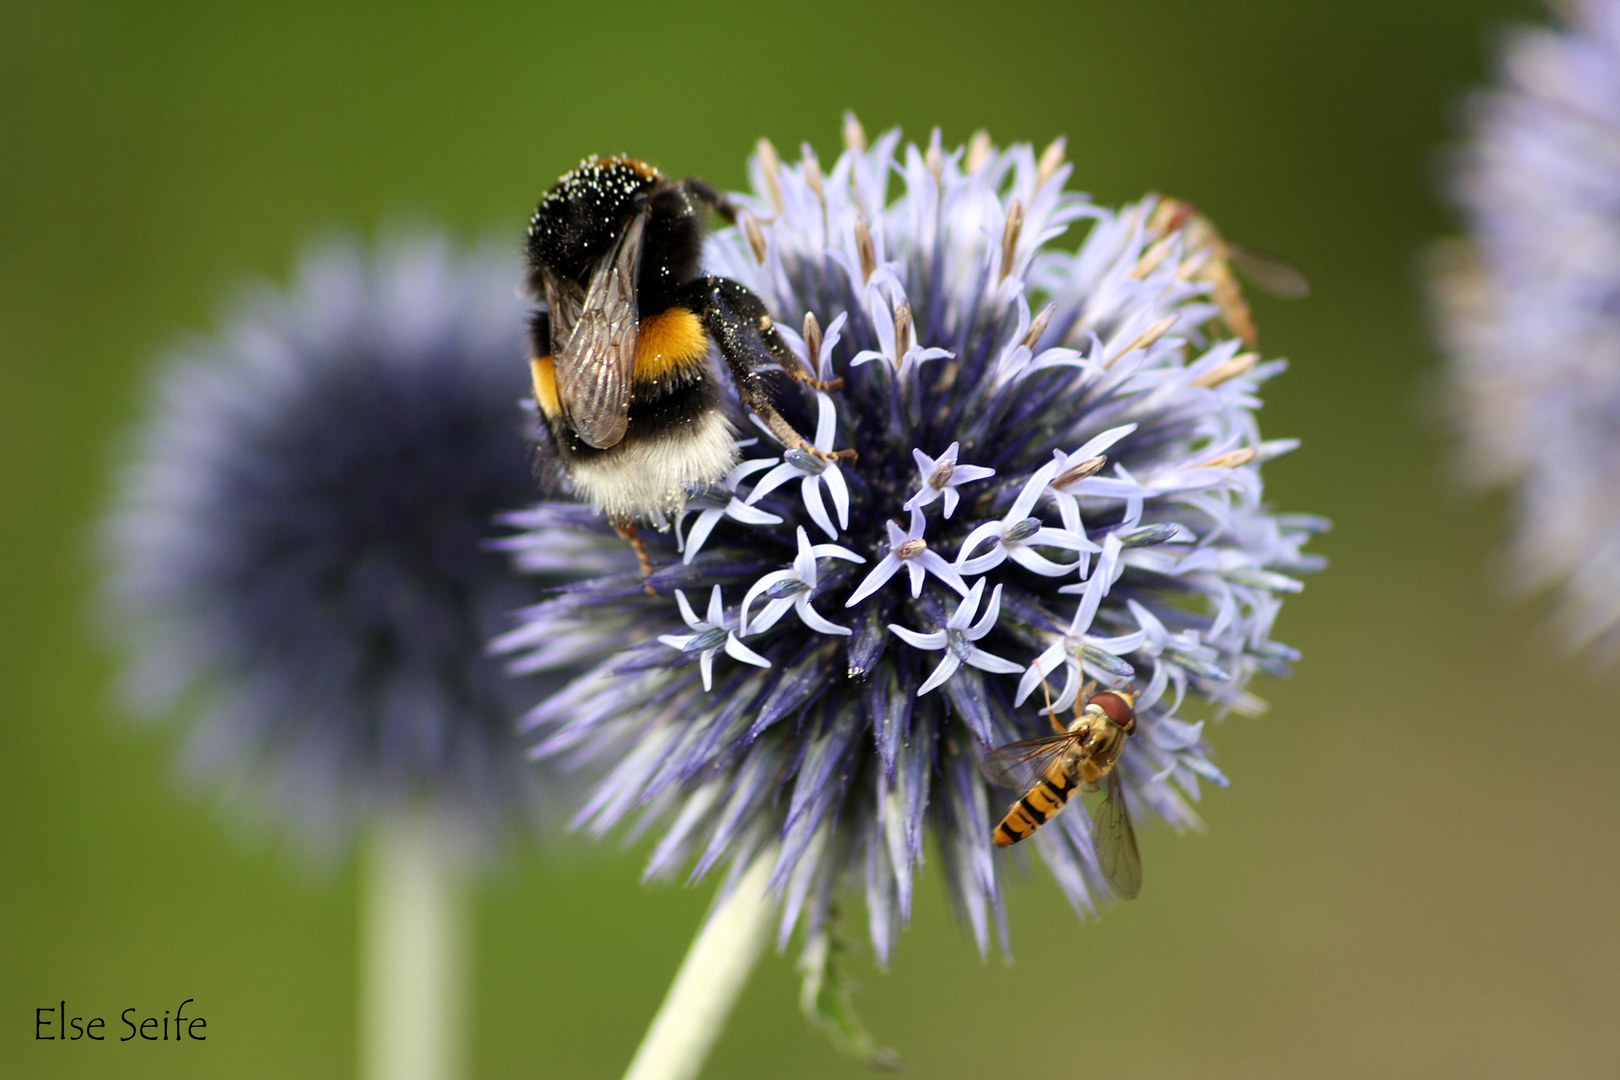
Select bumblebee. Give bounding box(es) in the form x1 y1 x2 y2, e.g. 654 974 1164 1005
525 156 845 577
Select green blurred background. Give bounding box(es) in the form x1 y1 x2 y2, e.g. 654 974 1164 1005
5 1 1619 1077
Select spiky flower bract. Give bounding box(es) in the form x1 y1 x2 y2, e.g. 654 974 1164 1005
1435 0 1620 663
103 233 574 850
500 120 1325 961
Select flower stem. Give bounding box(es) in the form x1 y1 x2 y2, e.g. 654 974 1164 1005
623 850 779 1080
361 809 467 1080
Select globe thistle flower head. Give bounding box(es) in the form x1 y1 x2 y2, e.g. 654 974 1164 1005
501 119 1324 961
104 233 569 852
1435 0 1620 662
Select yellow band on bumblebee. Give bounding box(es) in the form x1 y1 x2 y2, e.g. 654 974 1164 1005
529 356 560 419
633 308 709 382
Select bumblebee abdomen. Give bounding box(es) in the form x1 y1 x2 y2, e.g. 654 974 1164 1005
633 308 710 382
623 307 722 438
557 404 738 525
531 305 737 525
530 307 712 432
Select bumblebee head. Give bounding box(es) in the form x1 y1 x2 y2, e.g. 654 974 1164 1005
525 157 661 291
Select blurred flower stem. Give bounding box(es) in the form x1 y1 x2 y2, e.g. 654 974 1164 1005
623 850 778 1080
362 809 467 1080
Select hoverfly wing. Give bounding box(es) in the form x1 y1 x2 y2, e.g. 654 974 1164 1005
1092 769 1142 900
556 208 647 449
1227 243 1310 299
980 731 1079 792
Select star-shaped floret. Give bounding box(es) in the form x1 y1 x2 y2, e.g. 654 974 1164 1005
903 442 996 519
955 463 1099 577
846 507 970 606
1139 439 1262 496
1058 492 1146 622
740 527 865 636
746 392 850 539
1015 598 1149 715
1044 424 1145 533
678 457 784 564
849 278 952 378
773 311 849 386
1121 598 1231 716
656 586 771 692
889 580 1024 695
984 297 1084 385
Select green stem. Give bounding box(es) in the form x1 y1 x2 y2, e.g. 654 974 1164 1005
361 810 467 1080
622 850 778 1080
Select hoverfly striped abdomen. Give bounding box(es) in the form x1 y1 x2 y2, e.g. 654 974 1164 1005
992 759 1079 847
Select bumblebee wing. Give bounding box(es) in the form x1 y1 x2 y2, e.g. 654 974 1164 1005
1092 769 1142 900
539 267 586 353
1227 243 1310 299
555 209 647 449
980 731 1079 792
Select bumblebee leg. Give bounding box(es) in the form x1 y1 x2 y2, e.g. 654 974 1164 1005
677 183 847 390
680 276 857 462
795 370 845 392
611 517 657 594
680 182 841 392
678 177 739 225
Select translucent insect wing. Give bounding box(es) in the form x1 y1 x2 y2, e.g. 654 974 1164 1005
1228 243 1310 299
1091 769 1142 900
555 209 647 449
979 731 1077 792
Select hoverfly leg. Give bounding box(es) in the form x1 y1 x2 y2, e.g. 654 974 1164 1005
1040 670 1066 735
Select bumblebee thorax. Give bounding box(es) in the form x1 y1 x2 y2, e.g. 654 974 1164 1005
527 157 663 284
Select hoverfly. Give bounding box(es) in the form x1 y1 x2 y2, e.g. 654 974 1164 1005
1148 197 1310 348
981 681 1143 900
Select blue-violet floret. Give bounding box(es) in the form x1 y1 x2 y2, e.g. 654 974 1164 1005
1434 0 1620 662
104 234 576 850
496 119 1325 960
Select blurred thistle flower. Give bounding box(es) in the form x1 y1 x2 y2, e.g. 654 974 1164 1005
499 118 1324 986
102 232 567 849
1433 0 1620 663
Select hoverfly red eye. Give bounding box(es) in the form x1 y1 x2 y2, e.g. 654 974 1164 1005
1090 690 1136 730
